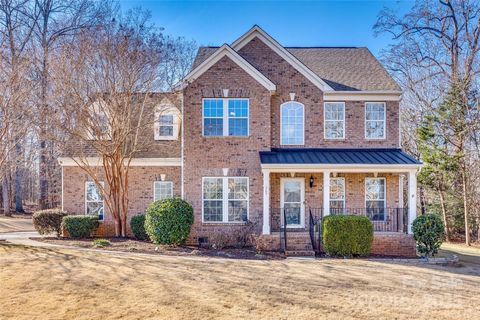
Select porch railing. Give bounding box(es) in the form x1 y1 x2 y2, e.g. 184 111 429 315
270 207 408 234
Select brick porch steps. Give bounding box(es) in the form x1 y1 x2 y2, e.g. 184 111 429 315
276 231 316 257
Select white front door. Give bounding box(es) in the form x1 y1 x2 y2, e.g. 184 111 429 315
280 178 305 228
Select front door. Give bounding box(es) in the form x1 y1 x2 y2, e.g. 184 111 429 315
280 178 305 228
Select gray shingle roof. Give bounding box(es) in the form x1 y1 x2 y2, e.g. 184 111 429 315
259 148 421 165
192 46 400 91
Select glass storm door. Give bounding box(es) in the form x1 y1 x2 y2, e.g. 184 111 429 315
280 178 305 228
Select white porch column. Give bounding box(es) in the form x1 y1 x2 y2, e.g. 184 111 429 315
323 170 331 216
407 170 418 234
262 170 270 235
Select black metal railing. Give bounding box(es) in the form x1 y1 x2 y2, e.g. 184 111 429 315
328 207 408 233
309 208 323 253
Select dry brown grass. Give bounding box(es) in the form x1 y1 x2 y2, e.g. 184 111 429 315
1 243 479 320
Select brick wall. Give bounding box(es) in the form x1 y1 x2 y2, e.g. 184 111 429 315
237 37 400 148
372 233 416 257
183 55 271 243
62 165 181 236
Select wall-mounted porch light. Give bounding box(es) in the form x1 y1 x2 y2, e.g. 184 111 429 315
309 175 314 188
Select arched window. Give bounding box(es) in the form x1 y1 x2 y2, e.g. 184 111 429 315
280 101 304 145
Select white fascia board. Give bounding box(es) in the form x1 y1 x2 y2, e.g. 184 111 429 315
231 25 334 92
58 157 182 167
260 163 421 173
324 91 402 101
180 44 276 93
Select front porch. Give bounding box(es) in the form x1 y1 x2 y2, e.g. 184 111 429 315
258 148 422 257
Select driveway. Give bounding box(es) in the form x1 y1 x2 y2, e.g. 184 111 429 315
0 215 35 233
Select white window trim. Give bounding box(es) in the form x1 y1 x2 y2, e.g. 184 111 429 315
202 98 250 137
153 181 173 201
324 102 346 140
201 176 249 223
329 177 346 209
86 101 112 141
364 102 386 140
280 101 305 146
154 105 180 141
365 177 386 221
85 181 104 221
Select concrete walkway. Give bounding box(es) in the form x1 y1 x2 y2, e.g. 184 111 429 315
0 231 60 247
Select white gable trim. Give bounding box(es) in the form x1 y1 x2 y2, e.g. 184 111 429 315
58 157 181 167
324 91 402 101
231 25 334 92
181 44 276 93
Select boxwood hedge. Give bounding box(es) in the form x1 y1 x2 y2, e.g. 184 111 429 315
322 215 374 257
62 216 99 238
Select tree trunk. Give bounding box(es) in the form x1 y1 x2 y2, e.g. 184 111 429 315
2 177 10 216
461 168 470 246
419 185 426 215
15 143 24 213
439 190 450 242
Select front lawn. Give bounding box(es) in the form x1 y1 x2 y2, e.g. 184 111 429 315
1 243 479 320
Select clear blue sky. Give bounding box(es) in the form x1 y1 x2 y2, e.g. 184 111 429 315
120 0 413 57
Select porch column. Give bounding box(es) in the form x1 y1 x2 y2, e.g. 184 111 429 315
262 170 270 235
323 170 331 216
407 170 417 234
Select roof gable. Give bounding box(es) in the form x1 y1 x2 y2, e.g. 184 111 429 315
231 25 334 92
181 44 276 93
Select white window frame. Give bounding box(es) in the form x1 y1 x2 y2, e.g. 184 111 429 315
365 177 386 221
324 102 345 140
280 101 305 145
85 181 104 221
365 102 386 140
202 176 249 223
153 181 173 201
329 177 346 214
86 101 111 141
202 98 249 137
154 105 180 141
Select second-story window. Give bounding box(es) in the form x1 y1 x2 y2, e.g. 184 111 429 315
324 102 345 139
203 99 249 137
365 102 386 139
154 105 180 141
281 101 304 145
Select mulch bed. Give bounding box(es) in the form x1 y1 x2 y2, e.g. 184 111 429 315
32 237 285 260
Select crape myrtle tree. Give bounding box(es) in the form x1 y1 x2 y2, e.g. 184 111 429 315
54 7 194 237
375 0 480 245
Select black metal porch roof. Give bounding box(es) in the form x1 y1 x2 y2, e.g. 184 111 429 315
259 148 421 165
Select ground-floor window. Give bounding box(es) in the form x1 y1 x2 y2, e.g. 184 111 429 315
154 181 173 201
365 177 386 220
85 181 104 220
329 177 345 214
202 177 248 223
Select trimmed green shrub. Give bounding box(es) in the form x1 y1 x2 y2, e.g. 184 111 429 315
412 214 445 257
130 215 148 240
32 209 68 237
93 239 111 247
322 215 374 257
145 198 194 245
62 216 99 238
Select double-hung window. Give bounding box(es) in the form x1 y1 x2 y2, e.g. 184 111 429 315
85 181 104 220
365 102 386 139
329 178 345 215
281 101 304 145
324 102 345 139
154 105 180 140
154 181 173 201
365 177 386 220
203 99 249 137
203 177 249 223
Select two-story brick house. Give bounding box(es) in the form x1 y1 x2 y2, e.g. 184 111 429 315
59 26 421 256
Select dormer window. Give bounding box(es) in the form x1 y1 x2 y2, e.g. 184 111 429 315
87 101 111 140
155 105 180 140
